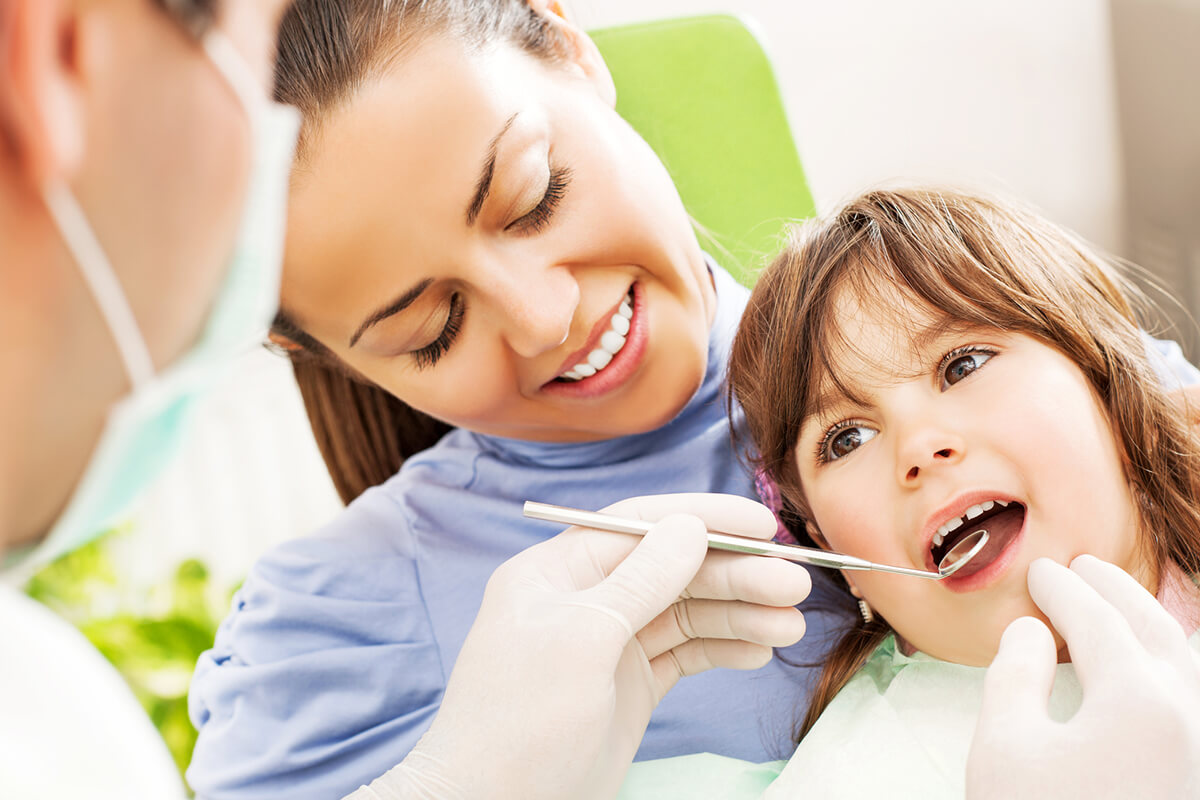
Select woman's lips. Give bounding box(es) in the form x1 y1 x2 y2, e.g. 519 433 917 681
541 282 648 399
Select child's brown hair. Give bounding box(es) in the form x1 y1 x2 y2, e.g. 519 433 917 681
728 186 1200 741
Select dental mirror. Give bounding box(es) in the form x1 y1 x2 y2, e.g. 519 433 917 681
524 502 991 581
935 528 990 577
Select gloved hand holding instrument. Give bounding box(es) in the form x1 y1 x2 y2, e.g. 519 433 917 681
347 493 812 800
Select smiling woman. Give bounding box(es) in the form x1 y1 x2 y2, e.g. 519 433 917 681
183 2 852 799
268 0 718 501
273 30 714 444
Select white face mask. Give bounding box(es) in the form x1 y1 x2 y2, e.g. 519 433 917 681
4 32 301 581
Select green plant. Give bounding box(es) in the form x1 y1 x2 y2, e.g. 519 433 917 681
25 531 231 783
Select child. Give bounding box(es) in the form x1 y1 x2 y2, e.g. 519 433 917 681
729 186 1200 797
617 186 1200 798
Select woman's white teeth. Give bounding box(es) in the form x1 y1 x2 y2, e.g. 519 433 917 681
563 363 596 380
560 293 633 381
587 348 613 370
933 499 1011 546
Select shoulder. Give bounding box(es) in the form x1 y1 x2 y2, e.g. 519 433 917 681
253 487 418 595
254 427 487 591
187 484 447 797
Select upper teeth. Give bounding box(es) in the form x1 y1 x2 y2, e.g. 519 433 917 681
932 499 1009 547
560 293 634 381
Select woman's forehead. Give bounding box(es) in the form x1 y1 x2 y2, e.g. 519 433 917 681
281 39 546 324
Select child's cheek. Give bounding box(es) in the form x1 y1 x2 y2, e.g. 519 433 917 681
816 493 887 558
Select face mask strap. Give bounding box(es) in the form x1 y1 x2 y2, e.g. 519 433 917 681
41 181 156 388
202 32 265 126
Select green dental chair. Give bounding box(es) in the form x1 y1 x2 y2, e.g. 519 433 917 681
592 14 816 286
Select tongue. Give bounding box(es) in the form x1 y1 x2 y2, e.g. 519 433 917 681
945 506 1024 579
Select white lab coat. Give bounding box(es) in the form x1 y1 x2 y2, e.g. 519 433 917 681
0 583 184 799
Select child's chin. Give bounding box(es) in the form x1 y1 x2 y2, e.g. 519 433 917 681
908 607 1041 666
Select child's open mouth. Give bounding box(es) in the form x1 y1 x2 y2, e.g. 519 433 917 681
931 500 1027 582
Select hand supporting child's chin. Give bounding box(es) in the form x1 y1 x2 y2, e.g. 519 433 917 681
967 555 1200 800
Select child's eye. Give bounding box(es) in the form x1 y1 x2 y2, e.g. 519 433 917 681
817 421 878 463
939 346 997 390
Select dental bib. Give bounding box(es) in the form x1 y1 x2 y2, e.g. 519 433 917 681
762 628 1200 799
617 626 1200 799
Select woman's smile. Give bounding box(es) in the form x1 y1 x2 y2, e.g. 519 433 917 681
541 283 648 398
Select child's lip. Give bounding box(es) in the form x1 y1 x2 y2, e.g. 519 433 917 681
919 489 1023 569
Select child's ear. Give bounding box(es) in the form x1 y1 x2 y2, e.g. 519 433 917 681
526 0 617 108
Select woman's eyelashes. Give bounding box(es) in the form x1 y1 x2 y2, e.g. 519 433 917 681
404 164 571 370
411 293 465 370
506 165 572 235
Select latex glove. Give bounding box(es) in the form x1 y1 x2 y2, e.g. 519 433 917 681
967 555 1200 800
347 493 811 800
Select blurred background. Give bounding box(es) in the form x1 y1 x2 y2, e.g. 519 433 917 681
30 0 1200 781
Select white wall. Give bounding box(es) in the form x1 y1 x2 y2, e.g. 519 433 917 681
574 0 1127 253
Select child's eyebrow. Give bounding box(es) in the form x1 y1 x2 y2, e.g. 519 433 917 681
803 384 863 427
911 318 976 352
800 319 982 424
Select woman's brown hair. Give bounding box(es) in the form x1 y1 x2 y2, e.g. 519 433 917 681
728 186 1200 742
270 0 571 503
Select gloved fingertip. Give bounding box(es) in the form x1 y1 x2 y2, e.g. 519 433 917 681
1068 553 1102 571
995 615 1055 658
979 616 1056 726
644 513 708 562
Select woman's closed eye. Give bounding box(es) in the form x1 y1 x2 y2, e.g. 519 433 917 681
411 292 466 370
506 165 571 235
816 419 878 464
939 345 997 390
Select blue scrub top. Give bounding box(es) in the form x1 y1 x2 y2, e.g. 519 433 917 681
186 264 854 800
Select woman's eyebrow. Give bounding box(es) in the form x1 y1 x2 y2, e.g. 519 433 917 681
465 112 520 226
349 278 435 348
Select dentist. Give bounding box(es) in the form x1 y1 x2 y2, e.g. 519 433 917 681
0 1 1195 798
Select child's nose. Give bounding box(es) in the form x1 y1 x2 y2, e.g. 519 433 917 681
898 428 965 486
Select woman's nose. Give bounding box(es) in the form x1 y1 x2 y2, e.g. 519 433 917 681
897 424 965 486
491 263 578 359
